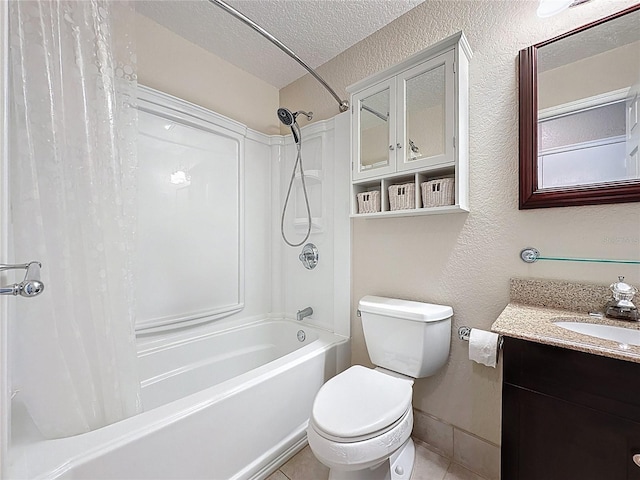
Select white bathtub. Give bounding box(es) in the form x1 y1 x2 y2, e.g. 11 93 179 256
9 319 349 479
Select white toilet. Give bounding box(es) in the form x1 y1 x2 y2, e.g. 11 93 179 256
307 296 452 480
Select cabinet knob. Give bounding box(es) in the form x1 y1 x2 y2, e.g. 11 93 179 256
389 145 395 151
633 454 640 467
397 143 402 149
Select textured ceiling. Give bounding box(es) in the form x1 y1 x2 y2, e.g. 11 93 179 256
136 0 425 89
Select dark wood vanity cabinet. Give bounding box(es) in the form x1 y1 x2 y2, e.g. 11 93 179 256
501 337 640 480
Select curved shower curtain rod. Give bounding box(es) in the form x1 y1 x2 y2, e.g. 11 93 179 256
208 0 350 113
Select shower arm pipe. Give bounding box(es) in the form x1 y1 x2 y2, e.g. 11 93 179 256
208 0 349 113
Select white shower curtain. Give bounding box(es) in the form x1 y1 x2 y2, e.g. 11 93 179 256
9 0 141 438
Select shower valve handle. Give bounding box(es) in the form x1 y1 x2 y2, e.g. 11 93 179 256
299 243 318 270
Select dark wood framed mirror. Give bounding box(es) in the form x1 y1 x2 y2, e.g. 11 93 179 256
519 4 640 209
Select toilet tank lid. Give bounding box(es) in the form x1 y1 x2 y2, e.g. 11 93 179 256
358 295 453 322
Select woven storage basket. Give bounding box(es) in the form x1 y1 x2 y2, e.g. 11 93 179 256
388 183 415 211
356 190 381 214
421 178 455 207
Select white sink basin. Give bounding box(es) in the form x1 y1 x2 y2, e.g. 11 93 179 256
553 321 640 346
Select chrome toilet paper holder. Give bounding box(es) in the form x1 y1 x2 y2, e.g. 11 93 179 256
458 326 504 354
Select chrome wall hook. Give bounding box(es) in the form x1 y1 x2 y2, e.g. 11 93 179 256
0 261 45 297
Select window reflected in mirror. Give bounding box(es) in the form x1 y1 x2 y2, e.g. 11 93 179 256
538 101 630 188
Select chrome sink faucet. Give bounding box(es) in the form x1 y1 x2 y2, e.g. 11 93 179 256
296 307 313 321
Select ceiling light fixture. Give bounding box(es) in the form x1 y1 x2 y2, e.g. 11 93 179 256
537 0 594 18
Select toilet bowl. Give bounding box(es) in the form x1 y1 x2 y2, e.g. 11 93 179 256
307 365 415 479
307 296 453 480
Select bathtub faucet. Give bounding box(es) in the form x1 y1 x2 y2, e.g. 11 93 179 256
296 307 313 321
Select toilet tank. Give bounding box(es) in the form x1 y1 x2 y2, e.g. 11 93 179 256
358 296 452 378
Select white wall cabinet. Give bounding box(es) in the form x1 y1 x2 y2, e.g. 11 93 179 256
348 31 471 217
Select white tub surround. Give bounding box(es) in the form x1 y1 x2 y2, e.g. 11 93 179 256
135 87 245 333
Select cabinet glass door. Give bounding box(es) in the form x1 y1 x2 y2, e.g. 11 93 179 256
398 50 454 172
353 80 396 180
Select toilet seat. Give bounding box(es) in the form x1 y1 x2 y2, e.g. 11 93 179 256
310 403 412 443
310 365 413 441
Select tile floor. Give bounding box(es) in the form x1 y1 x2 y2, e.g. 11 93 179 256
266 439 489 480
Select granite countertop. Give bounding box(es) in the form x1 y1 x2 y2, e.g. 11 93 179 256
492 302 640 363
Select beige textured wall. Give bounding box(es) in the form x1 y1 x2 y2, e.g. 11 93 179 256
281 0 640 445
135 13 280 135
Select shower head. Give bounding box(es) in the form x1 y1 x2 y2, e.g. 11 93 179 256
277 108 314 127
277 108 296 126
277 107 313 145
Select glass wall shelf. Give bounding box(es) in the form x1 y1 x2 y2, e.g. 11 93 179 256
520 247 640 265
